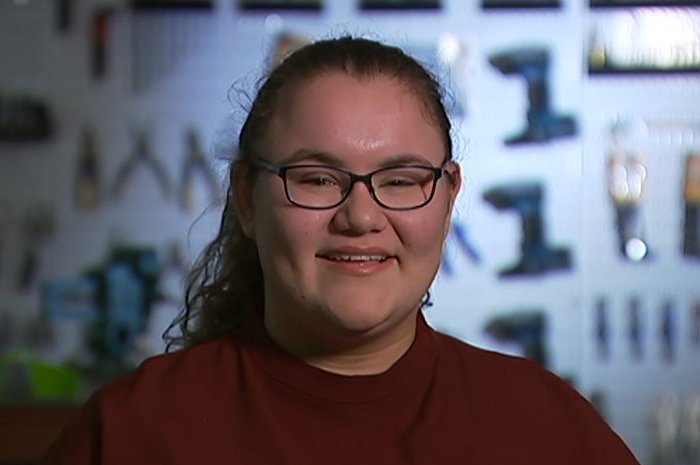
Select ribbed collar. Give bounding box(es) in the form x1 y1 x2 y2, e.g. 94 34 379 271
236 311 441 403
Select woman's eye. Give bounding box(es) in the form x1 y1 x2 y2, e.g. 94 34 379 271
298 173 339 186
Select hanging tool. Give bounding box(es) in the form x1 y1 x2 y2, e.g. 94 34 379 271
0 201 12 287
483 310 549 368
74 127 102 210
595 296 610 361
483 181 572 277
608 152 650 261
112 129 173 201
440 220 481 277
179 127 221 212
239 0 322 10
16 204 56 292
359 0 440 10
691 300 700 347
628 296 643 361
482 0 559 8
660 299 676 363
488 46 577 145
57 0 74 32
649 390 680 465
130 0 213 93
683 153 700 258
91 7 114 80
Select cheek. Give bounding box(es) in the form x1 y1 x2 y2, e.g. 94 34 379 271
255 207 327 258
396 207 450 254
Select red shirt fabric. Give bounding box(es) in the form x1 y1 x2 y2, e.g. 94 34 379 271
41 312 641 465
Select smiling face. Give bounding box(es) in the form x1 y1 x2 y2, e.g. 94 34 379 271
236 71 461 360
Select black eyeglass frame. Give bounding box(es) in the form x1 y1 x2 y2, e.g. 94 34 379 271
249 157 449 211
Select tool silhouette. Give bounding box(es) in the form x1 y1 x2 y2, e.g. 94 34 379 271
489 46 577 145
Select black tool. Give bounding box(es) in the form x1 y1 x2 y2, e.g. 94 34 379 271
683 153 700 258
239 0 322 10
488 46 577 145
660 299 676 363
91 8 113 80
628 296 643 361
0 93 53 141
608 154 650 261
74 127 102 210
359 0 440 10
691 300 700 347
179 128 221 212
112 129 173 201
484 311 549 368
0 202 11 287
482 0 560 9
440 220 481 276
57 0 74 32
16 204 56 292
483 182 571 277
595 297 610 360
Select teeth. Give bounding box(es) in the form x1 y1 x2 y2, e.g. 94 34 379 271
326 255 388 262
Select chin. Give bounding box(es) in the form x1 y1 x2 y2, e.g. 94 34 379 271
323 298 416 334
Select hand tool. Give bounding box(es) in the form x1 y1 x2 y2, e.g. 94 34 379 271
691 300 700 347
683 153 700 258
16 204 56 292
111 128 173 201
608 152 650 261
595 296 610 360
91 7 113 80
628 296 643 361
179 128 221 212
660 299 676 363
74 127 102 210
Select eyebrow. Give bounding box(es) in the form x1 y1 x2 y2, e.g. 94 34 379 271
278 149 435 168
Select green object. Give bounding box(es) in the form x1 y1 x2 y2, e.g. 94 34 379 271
0 351 83 403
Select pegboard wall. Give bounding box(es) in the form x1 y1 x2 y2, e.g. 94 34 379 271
1 0 699 462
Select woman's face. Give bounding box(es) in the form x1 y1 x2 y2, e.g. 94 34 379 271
238 71 461 349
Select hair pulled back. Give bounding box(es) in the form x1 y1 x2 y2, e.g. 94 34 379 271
165 35 454 350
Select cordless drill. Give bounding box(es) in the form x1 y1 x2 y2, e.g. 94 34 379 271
488 46 577 145
483 182 572 277
484 311 549 368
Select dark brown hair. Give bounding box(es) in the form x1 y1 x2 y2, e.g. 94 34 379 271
164 35 454 350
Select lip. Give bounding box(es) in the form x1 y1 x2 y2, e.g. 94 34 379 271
317 246 397 275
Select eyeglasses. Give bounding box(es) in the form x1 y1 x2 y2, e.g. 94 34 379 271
250 158 448 210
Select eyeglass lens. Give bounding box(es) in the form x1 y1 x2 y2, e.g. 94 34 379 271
284 166 438 209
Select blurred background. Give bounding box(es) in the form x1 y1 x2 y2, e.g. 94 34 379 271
0 0 699 463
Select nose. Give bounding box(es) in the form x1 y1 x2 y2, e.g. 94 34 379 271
330 180 388 235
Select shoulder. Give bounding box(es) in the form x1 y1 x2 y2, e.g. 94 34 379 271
432 329 599 422
93 336 239 413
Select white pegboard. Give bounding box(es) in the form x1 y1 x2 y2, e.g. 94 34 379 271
0 1 699 462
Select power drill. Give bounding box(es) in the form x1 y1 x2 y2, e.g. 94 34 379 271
488 46 577 145
484 311 549 368
483 182 572 277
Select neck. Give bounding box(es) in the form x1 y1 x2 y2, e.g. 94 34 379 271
263 310 419 376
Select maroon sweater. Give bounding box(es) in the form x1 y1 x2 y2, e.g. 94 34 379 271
41 313 640 465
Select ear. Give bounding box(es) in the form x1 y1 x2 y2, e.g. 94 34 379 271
232 159 256 238
442 161 462 238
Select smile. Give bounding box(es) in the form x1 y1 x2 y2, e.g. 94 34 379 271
322 255 389 263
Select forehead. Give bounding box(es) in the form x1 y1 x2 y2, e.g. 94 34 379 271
266 71 445 167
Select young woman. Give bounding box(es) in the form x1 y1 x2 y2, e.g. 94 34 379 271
41 36 641 465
